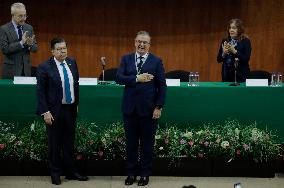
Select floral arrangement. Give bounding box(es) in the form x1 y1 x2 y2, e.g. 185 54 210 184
155 120 281 162
0 120 281 163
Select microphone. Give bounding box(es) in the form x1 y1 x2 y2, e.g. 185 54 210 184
100 57 106 67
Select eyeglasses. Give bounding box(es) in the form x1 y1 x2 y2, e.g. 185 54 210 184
14 14 27 19
135 40 150 45
55 47 67 51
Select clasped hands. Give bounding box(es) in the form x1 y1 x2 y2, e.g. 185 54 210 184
137 73 154 83
222 41 237 54
21 31 35 46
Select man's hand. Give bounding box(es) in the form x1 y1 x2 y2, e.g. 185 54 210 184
26 34 35 46
137 73 154 83
21 31 28 44
44 112 54 125
152 107 162 119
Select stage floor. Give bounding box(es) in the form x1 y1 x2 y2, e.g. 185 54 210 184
0 174 284 188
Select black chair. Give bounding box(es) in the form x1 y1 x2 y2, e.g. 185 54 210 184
99 68 117 81
165 70 190 82
248 70 271 83
31 66 37 77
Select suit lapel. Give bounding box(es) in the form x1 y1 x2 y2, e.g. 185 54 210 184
130 53 138 74
7 22 19 42
139 53 152 73
65 58 76 78
49 58 62 83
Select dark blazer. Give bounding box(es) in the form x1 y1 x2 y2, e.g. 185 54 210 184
36 57 79 119
116 53 167 116
217 37 251 82
0 22 37 78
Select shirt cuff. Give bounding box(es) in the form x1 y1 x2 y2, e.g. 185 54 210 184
41 111 50 116
20 41 24 48
156 105 163 110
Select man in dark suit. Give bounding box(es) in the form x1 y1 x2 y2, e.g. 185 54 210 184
116 31 167 186
36 38 88 185
0 2 37 79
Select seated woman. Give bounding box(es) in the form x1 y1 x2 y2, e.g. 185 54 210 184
217 18 252 82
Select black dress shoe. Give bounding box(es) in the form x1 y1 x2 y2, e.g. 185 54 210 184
124 176 137 185
51 175 61 185
138 176 149 186
65 172 89 181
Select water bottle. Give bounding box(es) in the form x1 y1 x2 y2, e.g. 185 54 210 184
194 72 199 86
191 72 197 86
277 72 282 87
271 72 277 87
188 72 194 86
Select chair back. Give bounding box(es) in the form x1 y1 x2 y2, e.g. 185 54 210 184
165 70 190 82
99 68 118 81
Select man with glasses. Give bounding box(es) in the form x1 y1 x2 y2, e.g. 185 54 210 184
116 31 167 186
0 2 37 79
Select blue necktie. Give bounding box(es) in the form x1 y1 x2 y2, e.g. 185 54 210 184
60 63 72 104
17 25 22 41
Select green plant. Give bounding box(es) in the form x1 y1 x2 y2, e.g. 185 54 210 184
0 120 48 161
0 120 281 162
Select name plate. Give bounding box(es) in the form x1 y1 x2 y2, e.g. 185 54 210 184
13 76 37 84
246 79 268 86
166 79 180 86
79 78 98 85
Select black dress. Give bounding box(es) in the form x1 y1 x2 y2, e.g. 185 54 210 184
217 37 252 82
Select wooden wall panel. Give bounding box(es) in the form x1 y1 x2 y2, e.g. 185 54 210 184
0 0 283 81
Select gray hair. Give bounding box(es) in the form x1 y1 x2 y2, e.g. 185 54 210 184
11 2 26 15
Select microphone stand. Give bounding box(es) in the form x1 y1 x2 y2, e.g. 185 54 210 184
102 64 105 82
229 58 240 86
98 57 110 85
98 65 108 85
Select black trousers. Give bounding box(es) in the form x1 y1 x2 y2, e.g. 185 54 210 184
46 105 76 177
123 112 157 177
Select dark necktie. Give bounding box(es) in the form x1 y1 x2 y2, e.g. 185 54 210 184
17 25 22 41
137 56 144 73
60 63 72 104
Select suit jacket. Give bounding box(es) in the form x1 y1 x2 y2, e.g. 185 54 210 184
217 37 251 82
36 57 79 119
0 22 37 78
116 53 167 116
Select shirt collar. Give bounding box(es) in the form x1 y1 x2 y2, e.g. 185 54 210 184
12 20 21 30
135 52 148 60
54 57 66 66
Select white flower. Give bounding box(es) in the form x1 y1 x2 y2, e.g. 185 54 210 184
221 141 230 149
235 128 240 136
159 147 164 150
101 138 107 145
30 123 35 131
196 130 203 135
155 135 161 139
251 128 262 142
9 135 16 143
183 131 193 138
